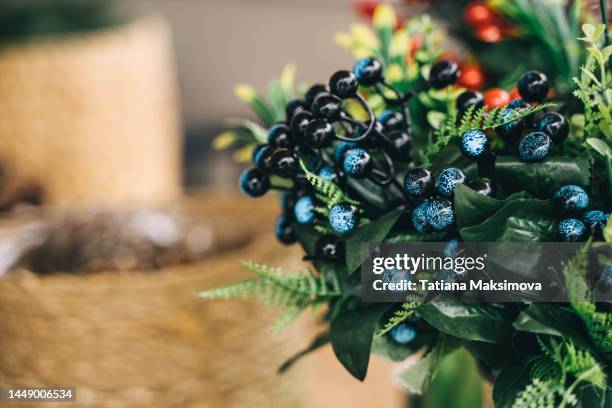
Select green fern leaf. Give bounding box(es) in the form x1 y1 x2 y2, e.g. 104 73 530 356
376 300 421 337
512 378 563 408
299 160 358 209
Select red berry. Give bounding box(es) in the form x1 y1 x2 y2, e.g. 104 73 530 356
475 23 503 43
464 2 496 27
458 64 485 90
483 88 510 108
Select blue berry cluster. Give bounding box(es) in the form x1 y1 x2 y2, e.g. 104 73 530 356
551 185 609 242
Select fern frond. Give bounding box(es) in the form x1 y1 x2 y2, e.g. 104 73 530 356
299 160 359 210
512 378 563 408
572 301 612 353
376 300 421 337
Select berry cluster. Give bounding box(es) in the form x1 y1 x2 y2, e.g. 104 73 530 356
457 71 568 163
240 57 461 256
552 185 609 242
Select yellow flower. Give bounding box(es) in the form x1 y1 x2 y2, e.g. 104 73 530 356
389 29 408 58
353 47 372 59
350 23 380 50
334 32 354 49
212 131 236 150
386 63 403 83
233 145 254 163
234 84 256 104
280 63 296 94
373 4 396 31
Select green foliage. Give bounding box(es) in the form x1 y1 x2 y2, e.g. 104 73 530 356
299 160 359 213
512 378 563 408
376 301 421 337
421 102 554 167
199 261 340 332
572 302 612 354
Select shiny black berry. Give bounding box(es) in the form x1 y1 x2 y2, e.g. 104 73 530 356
312 92 343 121
456 91 484 117
251 144 267 164
253 145 275 171
467 180 493 197
304 119 335 148
315 234 344 261
386 130 413 161
290 110 314 137
329 70 359 99
378 110 405 132
305 84 329 109
517 71 549 102
240 168 270 197
403 168 433 199
270 148 298 178
275 215 297 244
535 112 568 143
343 148 372 178
353 57 384 86
285 99 306 121
267 124 293 148
429 60 459 89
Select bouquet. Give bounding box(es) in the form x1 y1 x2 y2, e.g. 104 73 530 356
202 3 611 406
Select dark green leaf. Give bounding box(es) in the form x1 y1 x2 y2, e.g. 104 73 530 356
278 331 330 374
417 303 515 344
459 198 556 242
495 156 590 198
345 209 404 275
492 360 532 408
330 304 388 381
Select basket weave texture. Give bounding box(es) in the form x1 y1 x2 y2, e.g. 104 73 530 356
0 13 182 207
0 192 307 408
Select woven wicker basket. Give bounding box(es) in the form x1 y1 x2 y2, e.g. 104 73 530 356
0 12 181 207
0 192 308 408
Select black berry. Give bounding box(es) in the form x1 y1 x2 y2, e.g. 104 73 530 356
240 168 270 197
535 112 568 143
429 60 459 89
329 70 359 99
290 110 314 138
385 130 413 161
270 148 298 178
305 84 329 109
267 124 294 148
517 71 549 102
285 99 307 121
312 92 343 121
275 215 297 244
315 234 344 261
304 119 335 148
353 57 384 86
456 91 484 117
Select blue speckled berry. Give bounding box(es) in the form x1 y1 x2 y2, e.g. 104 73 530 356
600 266 612 284
557 218 587 242
343 148 372 178
240 168 270 197
536 112 568 143
353 57 383 86
443 239 461 258
389 323 416 344
318 166 343 185
412 201 431 233
460 129 489 159
496 99 529 140
519 132 552 162
334 141 356 163
427 199 455 231
582 210 609 237
294 196 315 225
435 168 466 198
382 268 412 286
329 203 360 235
404 168 433 199
552 185 589 216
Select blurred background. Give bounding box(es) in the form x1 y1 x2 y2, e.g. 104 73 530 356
0 0 605 407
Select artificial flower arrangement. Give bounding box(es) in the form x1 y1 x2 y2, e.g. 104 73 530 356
203 3 611 407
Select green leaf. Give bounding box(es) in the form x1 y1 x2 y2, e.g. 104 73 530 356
395 336 459 394
495 156 590 198
586 138 612 158
493 361 533 408
459 199 556 242
330 304 388 381
345 209 404 275
417 303 515 344
605 215 612 243
453 184 532 229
